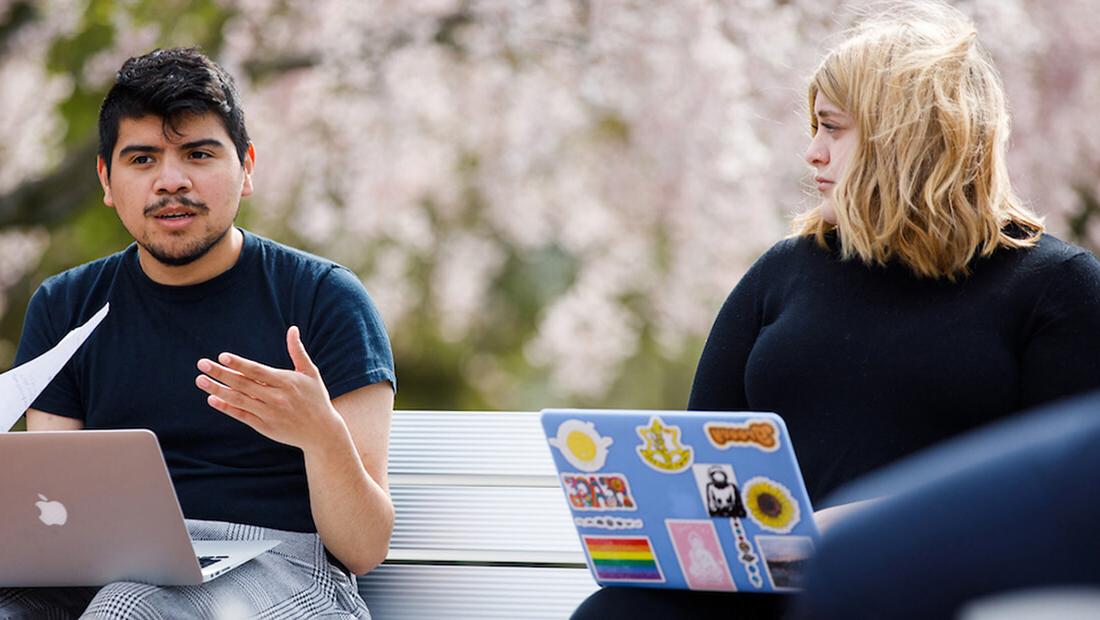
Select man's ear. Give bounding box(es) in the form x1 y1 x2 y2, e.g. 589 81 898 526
96 156 114 207
240 143 256 198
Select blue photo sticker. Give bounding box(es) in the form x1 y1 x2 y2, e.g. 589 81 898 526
755 536 815 591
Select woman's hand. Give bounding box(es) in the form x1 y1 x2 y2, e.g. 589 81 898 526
813 498 879 535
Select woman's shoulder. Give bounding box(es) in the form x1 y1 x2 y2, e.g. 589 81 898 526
988 233 1100 299
748 233 835 274
1017 233 1099 273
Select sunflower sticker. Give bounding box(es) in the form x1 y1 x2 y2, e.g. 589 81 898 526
742 477 801 533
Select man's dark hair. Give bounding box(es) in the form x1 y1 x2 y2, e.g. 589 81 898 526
98 47 250 177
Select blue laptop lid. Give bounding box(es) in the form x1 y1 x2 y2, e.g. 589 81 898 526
540 409 819 593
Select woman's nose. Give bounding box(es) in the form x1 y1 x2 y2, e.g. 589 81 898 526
804 136 829 167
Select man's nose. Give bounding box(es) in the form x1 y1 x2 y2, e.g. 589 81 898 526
153 161 192 194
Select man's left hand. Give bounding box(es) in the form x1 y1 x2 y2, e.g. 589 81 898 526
195 325 345 450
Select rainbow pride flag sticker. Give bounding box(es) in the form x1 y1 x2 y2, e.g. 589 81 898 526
583 535 665 583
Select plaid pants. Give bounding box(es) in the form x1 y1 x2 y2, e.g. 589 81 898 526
0 519 371 620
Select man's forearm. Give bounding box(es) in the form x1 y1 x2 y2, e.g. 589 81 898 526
303 422 395 575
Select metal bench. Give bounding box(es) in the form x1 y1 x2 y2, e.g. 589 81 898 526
358 411 598 619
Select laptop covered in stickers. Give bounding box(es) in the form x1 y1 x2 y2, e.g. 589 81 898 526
540 409 819 593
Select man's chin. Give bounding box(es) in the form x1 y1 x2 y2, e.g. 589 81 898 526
147 251 206 267
140 240 219 267
139 227 232 268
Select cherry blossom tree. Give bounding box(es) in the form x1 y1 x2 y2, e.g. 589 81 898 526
3 0 1099 409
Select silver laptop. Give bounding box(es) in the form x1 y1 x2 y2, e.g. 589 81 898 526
0 429 280 587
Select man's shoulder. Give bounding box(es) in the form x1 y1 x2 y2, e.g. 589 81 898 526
246 231 346 280
243 231 371 306
37 246 133 298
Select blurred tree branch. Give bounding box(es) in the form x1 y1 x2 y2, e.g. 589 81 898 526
0 139 100 228
0 1 36 55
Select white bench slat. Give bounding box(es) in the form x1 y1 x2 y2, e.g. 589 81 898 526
390 411 556 478
384 548 583 565
389 485 584 561
389 473 558 487
358 564 598 619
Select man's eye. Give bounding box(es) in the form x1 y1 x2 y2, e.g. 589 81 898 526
190 151 213 159
131 155 152 165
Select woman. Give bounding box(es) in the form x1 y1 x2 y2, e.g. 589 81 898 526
690 0 1100 520
574 2 1100 618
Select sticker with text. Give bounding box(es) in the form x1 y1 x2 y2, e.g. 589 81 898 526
704 419 780 452
692 463 747 519
635 416 693 473
575 516 644 530
730 518 765 588
666 520 737 591
743 477 801 534
561 472 638 512
583 535 665 583
755 536 815 591
549 419 613 472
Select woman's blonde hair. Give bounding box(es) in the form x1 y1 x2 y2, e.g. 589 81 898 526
793 1 1043 279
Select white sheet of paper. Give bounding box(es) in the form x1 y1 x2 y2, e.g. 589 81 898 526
0 303 109 432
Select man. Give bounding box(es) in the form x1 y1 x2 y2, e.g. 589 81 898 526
0 48 395 618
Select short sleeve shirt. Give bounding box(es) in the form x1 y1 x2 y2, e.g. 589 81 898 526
14 229 396 532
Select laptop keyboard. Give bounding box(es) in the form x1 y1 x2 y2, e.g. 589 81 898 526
198 555 229 568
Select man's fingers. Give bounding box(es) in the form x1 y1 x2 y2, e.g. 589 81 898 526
286 326 320 377
197 359 269 398
206 394 265 430
216 352 284 385
196 374 268 416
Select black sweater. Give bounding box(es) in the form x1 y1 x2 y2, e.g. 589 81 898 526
689 232 1100 504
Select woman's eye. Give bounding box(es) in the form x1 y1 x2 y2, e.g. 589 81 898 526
822 123 839 134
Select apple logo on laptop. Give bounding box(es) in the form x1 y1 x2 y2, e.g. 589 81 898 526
36 494 68 526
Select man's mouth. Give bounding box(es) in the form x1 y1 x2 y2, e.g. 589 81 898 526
145 197 208 220
148 204 206 227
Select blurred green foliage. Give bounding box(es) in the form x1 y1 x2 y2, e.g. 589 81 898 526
0 1 699 419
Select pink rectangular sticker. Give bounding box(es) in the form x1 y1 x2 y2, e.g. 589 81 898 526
665 520 737 591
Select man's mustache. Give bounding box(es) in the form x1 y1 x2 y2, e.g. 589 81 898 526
144 195 209 216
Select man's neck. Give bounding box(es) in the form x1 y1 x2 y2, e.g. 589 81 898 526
137 227 245 286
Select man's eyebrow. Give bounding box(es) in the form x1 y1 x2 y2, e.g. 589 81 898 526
181 138 226 151
118 144 162 157
117 139 226 159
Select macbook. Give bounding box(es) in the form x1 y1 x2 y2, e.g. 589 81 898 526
0 429 279 587
541 409 818 592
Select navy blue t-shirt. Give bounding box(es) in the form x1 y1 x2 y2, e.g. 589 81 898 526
15 229 396 532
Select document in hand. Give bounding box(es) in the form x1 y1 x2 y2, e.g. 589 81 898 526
0 303 109 432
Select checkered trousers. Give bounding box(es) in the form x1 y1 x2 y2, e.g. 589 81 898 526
0 519 371 620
